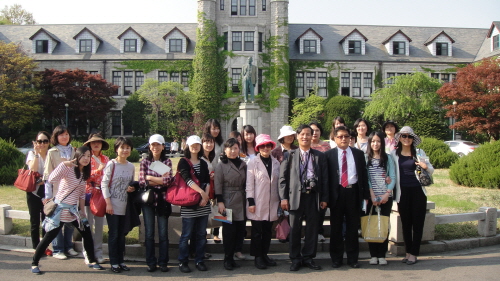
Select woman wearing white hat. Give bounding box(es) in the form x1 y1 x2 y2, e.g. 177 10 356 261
391 126 434 265
271 125 298 163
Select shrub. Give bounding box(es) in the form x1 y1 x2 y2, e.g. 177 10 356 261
0 138 26 185
323 95 364 132
418 137 459 169
450 141 500 189
406 110 448 140
71 138 140 163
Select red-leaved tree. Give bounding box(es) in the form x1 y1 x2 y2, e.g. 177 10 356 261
437 58 500 141
38 69 117 136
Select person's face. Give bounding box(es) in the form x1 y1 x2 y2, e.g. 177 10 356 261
117 144 131 159
258 143 273 158
356 121 367 136
35 133 50 150
236 135 242 145
334 120 345 128
349 136 356 147
189 143 201 155
149 142 164 156
244 131 255 143
203 139 214 153
370 135 382 153
335 130 351 150
310 125 321 142
90 141 102 153
283 135 295 145
79 150 91 167
57 131 70 146
210 125 220 138
384 124 396 137
225 143 240 159
297 128 312 148
400 134 414 147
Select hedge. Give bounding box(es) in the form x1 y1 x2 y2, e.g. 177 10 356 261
0 138 27 185
418 137 459 169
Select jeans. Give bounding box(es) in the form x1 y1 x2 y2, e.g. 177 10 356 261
51 223 74 254
26 192 46 249
106 214 126 266
83 206 104 261
178 215 208 264
142 204 169 266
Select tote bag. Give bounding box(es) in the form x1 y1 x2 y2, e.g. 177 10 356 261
14 168 40 192
361 206 390 243
165 158 201 207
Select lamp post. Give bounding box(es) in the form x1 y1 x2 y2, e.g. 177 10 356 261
452 100 457 140
65 103 69 127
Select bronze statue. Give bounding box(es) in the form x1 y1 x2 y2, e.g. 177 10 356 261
241 57 257 103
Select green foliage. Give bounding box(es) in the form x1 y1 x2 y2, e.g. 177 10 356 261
327 76 339 99
418 137 459 169
289 94 325 129
323 95 365 130
122 93 149 137
374 66 383 89
71 138 140 162
449 141 500 189
406 110 448 140
1 4 36 25
0 138 25 184
118 60 192 74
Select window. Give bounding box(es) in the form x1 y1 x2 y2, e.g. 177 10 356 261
112 71 121 95
387 73 396 84
431 73 440 79
224 32 228 51
306 72 316 93
262 0 266 11
244 31 254 51
258 32 263 52
36 40 48 53
493 35 499 50
352 72 361 97
170 39 182 52
393 41 405 55
363 73 372 97
258 68 262 94
79 39 92 53
304 40 316 53
452 74 457 81
230 0 255 16
182 71 189 87
158 71 168 82
232 31 242 51
348 40 361 54
220 0 224 10
124 71 133 96
436 42 448 56
240 0 246 15
341 72 350 96
249 0 255 16
232 68 241 92
296 72 304 97
112 111 121 136
441 74 450 83
88 71 98 75
318 72 327 97
231 0 238 15
170 72 179 82
124 39 137 52
135 71 144 90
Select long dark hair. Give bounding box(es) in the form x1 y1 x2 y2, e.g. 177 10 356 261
50 125 72 146
353 118 371 138
74 146 91 180
367 131 388 169
241 125 257 156
220 138 240 164
203 119 223 146
201 133 216 162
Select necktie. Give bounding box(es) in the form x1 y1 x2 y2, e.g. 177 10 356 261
341 150 348 187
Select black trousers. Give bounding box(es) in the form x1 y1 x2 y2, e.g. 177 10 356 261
32 220 96 266
289 192 319 263
26 192 46 249
398 185 427 256
222 221 246 260
317 207 327 235
250 220 273 257
330 187 360 264
366 197 393 258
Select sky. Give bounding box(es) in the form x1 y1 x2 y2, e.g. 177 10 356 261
2 0 498 29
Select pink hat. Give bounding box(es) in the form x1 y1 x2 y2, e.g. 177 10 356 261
255 134 276 152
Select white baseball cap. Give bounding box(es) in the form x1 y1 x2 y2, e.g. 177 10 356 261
149 134 165 145
186 135 202 147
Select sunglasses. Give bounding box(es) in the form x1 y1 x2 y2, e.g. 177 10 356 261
259 143 273 149
336 135 350 139
36 139 50 144
400 135 414 139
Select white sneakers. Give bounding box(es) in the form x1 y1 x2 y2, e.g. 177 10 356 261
370 257 388 265
53 252 68 260
318 234 326 242
66 249 78 256
378 258 388 265
369 257 378 265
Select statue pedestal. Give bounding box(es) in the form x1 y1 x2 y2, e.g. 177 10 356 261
239 103 260 130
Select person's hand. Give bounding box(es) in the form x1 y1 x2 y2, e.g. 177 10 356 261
218 202 226 215
210 172 215 180
126 185 135 193
79 209 87 219
162 171 171 177
280 199 289 211
63 159 78 167
371 197 379 206
248 206 256 213
33 140 42 154
380 193 390 204
97 163 105 171
320 202 328 209
106 202 114 215
385 176 392 185
199 191 209 207
416 160 428 170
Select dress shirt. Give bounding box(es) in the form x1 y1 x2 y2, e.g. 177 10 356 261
299 148 314 180
337 147 358 185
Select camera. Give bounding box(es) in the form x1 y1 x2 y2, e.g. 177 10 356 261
81 218 90 228
302 177 318 193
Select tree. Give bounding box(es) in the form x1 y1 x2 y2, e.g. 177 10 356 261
38 69 117 135
1 4 36 25
323 95 365 130
364 72 443 127
437 57 500 141
122 93 149 137
289 94 325 130
0 42 41 130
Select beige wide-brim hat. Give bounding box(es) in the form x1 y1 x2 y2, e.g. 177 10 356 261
395 126 421 146
84 136 109 150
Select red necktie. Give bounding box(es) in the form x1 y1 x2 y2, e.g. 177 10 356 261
341 150 348 187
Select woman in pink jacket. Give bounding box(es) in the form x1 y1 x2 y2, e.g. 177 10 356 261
246 134 280 270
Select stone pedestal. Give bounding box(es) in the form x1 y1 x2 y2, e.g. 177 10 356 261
389 201 436 243
239 103 260 128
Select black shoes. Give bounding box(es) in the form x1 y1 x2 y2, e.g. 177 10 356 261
254 257 267 269
402 258 408 263
111 266 121 273
119 264 130 271
263 255 277 266
179 262 191 273
147 265 157 272
303 260 322 270
195 262 208 271
347 263 360 268
332 262 343 268
290 262 301 271
160 265 169 272
224 260 234 270
406 257 418 265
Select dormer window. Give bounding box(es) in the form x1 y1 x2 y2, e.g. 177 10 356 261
393 41 405 55
424 31 454 57
296 28 323 55
340 28 368 55
73 27 102 54
80 39 92 53
124 39 137 52
29 28 60 54
163 27 190 53
118 27 145 54
304 40 316 53
170 39 182 52
382 30 411 56
36 40 48 53
436 42 448 56
494 35 500 50
348 41 361 54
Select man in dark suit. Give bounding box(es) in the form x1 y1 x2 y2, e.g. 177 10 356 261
279 124 329 271
325 125 369 268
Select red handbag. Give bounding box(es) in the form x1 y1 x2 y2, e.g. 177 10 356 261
275 215 290 240
90 162 114 217
166 158 201 206
14 168 41 192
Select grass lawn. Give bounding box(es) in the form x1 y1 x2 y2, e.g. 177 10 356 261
1 165 499 243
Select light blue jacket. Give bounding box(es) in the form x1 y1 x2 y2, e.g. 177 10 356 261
42 201 80 232
367 153 396 193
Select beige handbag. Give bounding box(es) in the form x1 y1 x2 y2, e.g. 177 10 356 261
361 206 390 243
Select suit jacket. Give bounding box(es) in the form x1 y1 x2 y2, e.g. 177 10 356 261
279 148 329 211
325 147 369 209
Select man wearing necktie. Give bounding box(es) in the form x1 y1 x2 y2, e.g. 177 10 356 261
325 125 369 269
279 124 328 271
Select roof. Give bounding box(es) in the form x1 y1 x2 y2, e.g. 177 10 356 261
72 27 103 43
162 26 190 41
295 27 324 44
423 30 455 46
117 27 146 42
339 28 369 44
28 28 61 43
381 29 412 44
486 21 500 38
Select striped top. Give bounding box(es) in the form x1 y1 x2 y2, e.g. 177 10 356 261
368 159 389 196
180 162 211 218
48 163 86 222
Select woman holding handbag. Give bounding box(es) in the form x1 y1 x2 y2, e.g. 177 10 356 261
178 135 211 273
365 131 396 266
138 134 174 273
102 137 136 273
215 138 247 270
25 131 51 254
392 126 433 265
31 146 104 274
246 134 280 269
82 133 109 265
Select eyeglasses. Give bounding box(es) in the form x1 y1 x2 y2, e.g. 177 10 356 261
259 143 273 149
36 139 49 144
400 134 414 139
336 135 350 139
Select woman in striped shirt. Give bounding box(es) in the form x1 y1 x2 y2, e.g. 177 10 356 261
177 135 211 273
365 131 396 266
31 146 104 274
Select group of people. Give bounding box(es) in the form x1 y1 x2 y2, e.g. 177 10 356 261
25 116 433 275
